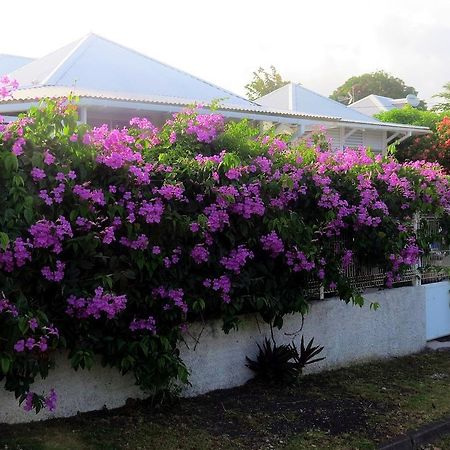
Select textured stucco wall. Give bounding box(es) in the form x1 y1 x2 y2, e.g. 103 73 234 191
0 355 145 424
0 285 427 424
180 285 427 396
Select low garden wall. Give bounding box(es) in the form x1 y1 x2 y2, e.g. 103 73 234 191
0 285 427 424
425 280 450 340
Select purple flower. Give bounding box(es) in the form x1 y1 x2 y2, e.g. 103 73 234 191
220 245 253 274
43 150 56 165
45 389 57 412
31 167 46 181
191 245 209 264
260 231 284 257
66 287 127 320
28 318 38 331
138 199 164 224
23 392 34 412
14 339 25 352
41 260 65 282
129 316 157 333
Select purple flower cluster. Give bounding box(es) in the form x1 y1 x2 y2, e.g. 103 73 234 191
185 113 224 143
73 184 106 206
260 231 284 257
203 275 231 303
29 216 73 254
220 245 254 274
41 260 66 282
285 249 315 272
120 234 149 250
23 389 57 413
163 247 182 268
14 336 49 353
138 199 164 224
31 167 46 181
0 298 18 317
191 244 209 264
66 287 127 320
158 184 185 201
129 316 157 333
153 287 187 313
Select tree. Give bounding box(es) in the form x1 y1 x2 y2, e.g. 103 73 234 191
375 106 449 130
245 66 289 100
330 70 418 105
432 82 450 112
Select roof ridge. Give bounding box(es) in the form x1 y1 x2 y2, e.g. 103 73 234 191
77 33 257 106
41 35 91 85
292 83 380 122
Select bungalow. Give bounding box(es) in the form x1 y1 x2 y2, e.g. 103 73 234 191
0 34 428 153
349 93 421 117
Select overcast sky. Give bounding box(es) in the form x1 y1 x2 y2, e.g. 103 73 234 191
2 0 449 106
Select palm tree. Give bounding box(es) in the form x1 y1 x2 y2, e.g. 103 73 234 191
432 82 450 112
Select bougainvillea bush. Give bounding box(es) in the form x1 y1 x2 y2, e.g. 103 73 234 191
1 77 450 413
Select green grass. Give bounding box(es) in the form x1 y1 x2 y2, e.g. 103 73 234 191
2 350 450 450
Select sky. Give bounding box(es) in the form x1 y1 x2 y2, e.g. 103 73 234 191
1 0 449 106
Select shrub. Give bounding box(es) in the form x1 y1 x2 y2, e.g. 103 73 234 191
245 337 325 383
394 116 450 173
1 79 450 412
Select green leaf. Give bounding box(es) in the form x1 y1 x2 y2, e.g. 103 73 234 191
0 232 10 251
3 152 18 172
0 355 11 374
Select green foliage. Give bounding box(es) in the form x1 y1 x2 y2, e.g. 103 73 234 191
432 81 450 112
330 70 418 105
375 105 449 130
0 97 449 412
244 66 289 100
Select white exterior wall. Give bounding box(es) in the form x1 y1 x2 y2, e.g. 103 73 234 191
344 128 364 148
363 129 385 153
425 281 450 340
0 286 427 424
326 128 342 150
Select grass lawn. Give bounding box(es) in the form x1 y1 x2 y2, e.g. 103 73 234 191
1 350 450 449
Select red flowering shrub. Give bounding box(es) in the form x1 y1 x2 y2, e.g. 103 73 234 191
395 116 450 172
1 78 450 412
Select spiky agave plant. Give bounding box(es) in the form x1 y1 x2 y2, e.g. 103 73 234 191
291 336 325 368
246 338 299 382
246 336 325 383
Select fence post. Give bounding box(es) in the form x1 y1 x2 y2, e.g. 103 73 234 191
319 285 325 300
412 213 422 286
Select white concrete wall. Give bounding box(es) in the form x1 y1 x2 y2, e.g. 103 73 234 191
0 285 427 424
425 281 450 340
0 355 146 424
181 285 426 396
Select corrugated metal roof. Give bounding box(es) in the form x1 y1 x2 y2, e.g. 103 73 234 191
1 85 340 120
256 83 382 124
8 34 256 108
0 85 429 132
0 55 35 75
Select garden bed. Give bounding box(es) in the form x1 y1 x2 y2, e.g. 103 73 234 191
1 350 450 449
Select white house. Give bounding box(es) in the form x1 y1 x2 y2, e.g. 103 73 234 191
0 34 429 153
255 83 428 153
349 94 421 117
